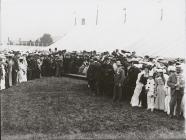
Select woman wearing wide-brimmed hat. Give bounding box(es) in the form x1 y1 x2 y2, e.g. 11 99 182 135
130 64 149 107
17 56 27 83
154 69 166 111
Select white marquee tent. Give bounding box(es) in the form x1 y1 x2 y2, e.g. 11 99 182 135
1 0 185 58
47 23 185 58
47 0 186 58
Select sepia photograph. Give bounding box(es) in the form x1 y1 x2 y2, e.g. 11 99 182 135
0 0 186 139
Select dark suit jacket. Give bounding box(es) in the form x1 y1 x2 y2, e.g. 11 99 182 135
114 67 125 85
167 73 184 95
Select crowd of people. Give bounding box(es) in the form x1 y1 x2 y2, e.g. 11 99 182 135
0 48 185 120
85 49 185 119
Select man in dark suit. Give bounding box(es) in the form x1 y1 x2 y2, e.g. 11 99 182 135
12 54 19 85
113 60 125 102
124 59 140 102
87 57 101 95
87 59 96 93
167 65 185 119
100 57 114 97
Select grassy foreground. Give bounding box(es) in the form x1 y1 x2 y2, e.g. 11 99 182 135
1 77 186 139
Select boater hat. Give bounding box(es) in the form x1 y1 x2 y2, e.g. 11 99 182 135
19 56 24 60
129 58 139 63
157 69 163 73
168 66 176 72
149 71 154 76
176 64 182 70
116 60 122 66
0 55 6 61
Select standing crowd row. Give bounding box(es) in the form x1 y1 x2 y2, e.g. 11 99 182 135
86 50 185 119
0 49 185 119
0 50 86 89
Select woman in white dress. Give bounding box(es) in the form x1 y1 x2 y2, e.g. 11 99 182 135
164 69 172 114
23 56 28 81
154 69 166 111
0 63 6 90
7 55 14 87
146 71 155 111
130 65 149 107
18 57 27 83
0 55 6 90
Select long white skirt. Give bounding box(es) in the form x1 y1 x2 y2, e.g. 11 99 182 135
147 92 155 110
0 65 6 90
130 83 143 107
0 78 5 90
164 87 171 114
18 70 27 83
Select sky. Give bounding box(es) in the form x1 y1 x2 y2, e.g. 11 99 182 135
1 0 186 56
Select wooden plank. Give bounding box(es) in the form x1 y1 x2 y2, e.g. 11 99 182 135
63 74 87 80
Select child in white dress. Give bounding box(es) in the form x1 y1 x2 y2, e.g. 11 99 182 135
146 72 155 112
164 71 171 115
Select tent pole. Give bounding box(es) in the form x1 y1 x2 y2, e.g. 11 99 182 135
96 5 99 25
160 8 163 21
123 8 126 24
74 11 77 26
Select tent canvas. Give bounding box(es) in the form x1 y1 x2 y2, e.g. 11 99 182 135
47 0 186 58
47 21 185 58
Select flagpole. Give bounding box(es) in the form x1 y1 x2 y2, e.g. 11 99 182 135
160 8 163 21
96 5 99 25
123 8 126 24
74 11 77 26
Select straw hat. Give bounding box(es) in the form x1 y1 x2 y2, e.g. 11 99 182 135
149 71 154 76
162 69 166 74
168 66 176 72
176 64 182 71
134 64 143 69
6 53 14 57
19 56 24 60
129 58 139 63
0 54 6 59
157 69 163 73
116 60 122 66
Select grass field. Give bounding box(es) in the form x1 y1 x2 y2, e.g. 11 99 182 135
1 77 186 139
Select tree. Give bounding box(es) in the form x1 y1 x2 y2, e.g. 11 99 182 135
40 33 53 46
